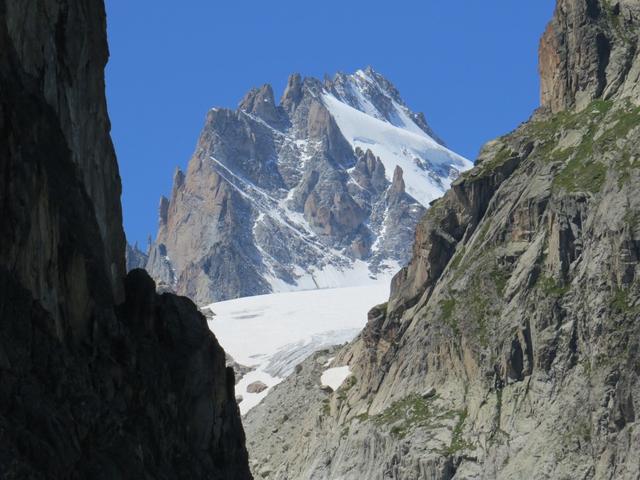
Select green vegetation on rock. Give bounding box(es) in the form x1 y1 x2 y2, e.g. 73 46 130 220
439 297 457 330
490 266 510 298
321 399 330 416
624 208 639 230
476 145 517 178
600 104 640 145
532 100 640 194
376 302 388 316
610 286 639 314
444 409 474 455
468 98 636 197
553 156 608 193
372 395 436 439
449 246 466 272
615 151 637 187
537 276 570 297
337 375 357 402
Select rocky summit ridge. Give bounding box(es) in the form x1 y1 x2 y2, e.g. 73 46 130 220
143 67 471 304
243 1 640 479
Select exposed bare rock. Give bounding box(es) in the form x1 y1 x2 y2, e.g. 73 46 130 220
125 241 149 271
226 353 254 385
0 1 126 307
0 1 251 478
244 1 640 478
146 241 177 292
421 387 436 399
352 148 388 193
238 84 285 128
247 381 269 394
281 73 304 113
540 0 640 112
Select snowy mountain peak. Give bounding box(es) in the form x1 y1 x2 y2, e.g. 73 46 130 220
325 67 445 146
319 69 472 208
145 68 472 304
334 66 404 108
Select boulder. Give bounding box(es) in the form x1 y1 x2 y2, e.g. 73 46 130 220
247 381 268 394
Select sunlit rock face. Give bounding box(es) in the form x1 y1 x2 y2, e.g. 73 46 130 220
146 67 471 304
243 1 640 478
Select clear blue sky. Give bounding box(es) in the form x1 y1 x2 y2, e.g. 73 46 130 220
105 1 556 247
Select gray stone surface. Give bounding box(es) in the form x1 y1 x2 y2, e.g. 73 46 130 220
125 241 149 271
243 1 640 478
540 0 640 112
247 381 269 394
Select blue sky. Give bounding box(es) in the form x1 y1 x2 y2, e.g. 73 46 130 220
105 1 556 247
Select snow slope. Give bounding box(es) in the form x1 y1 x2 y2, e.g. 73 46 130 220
322 90 473 207
207 283 389 414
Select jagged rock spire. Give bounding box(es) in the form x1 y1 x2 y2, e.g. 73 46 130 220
238 83 283 125
281 73 303 113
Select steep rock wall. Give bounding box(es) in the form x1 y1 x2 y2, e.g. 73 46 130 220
244 1 640 478
0 1 251 478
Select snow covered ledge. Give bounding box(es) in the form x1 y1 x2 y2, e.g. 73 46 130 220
320 365 352 391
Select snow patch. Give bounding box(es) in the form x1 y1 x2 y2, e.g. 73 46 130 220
321 366 352 391
234 370 280 413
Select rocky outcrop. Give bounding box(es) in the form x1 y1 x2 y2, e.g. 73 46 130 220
246 382 268 394
244 1 640 478
0 1 251 478
146 68 470 304
0 0 125 337
540 0 640 112
226 354 253 385
0 2 127 306
126 242 149 271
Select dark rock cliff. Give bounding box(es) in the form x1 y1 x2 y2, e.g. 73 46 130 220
0 1 251 478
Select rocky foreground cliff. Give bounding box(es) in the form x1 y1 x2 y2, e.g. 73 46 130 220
244 1 640 478
144 68 471 304
0 1 251 478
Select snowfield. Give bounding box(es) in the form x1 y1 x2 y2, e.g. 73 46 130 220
207 283 390 414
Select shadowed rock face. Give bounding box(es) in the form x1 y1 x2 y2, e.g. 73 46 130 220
0 0 125 339
0 1 251 478
243 1 640 478
126 242 149 271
